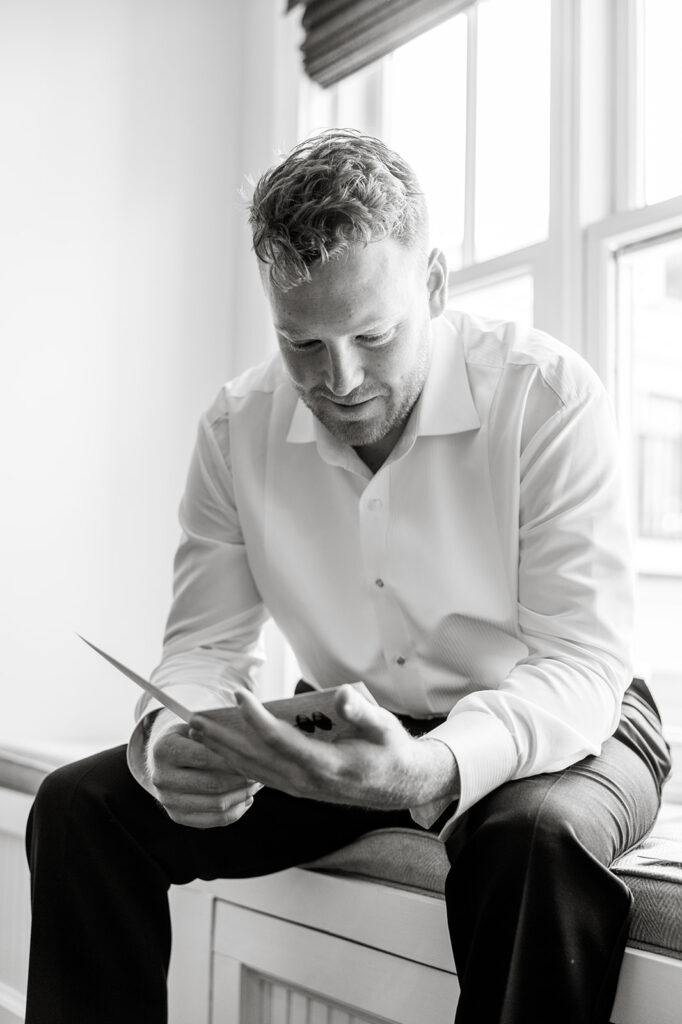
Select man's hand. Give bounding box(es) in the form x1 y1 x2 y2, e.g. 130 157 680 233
147 719 262 829
188 685 459 811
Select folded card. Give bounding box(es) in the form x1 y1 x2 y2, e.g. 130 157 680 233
79 634 375 743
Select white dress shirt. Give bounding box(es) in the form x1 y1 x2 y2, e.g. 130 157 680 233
127 311 634 836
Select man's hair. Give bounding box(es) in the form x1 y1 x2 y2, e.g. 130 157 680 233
248 129 428 291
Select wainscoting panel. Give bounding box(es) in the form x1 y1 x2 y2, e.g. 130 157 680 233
211 899 458 1024
0 789 33 1024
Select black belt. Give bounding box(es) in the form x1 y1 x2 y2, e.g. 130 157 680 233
395 713 447 737
295 677 662 740
295 679 445 737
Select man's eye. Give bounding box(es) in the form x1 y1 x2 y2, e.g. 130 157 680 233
289 339 320 351
357 331 392 344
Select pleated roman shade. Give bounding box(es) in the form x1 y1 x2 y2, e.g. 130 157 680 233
287 0 475 87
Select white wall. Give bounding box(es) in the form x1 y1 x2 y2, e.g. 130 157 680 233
0 0 302 748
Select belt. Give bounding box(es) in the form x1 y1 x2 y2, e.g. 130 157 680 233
295 679 445 737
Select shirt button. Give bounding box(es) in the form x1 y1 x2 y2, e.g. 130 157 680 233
375 578 385 588
396 656 406 666
368 498 383 511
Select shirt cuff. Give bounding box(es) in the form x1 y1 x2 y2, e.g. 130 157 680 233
410 710 518 839
126 683 237 793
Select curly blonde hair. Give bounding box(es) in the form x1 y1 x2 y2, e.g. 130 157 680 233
248 129 428 291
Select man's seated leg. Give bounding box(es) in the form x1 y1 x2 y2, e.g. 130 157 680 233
443 684 671 1024
25 744 410 1024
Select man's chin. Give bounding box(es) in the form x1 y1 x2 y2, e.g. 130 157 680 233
313 409 389 448
322 419 387 447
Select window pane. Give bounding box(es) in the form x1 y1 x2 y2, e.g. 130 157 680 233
616 234 682 748
619 234 682 542
383 16 467 268
331 60 384 139
641 0 682 205
448 272 533 328
637 393 682 540
475 0 550 260
309 57 385 140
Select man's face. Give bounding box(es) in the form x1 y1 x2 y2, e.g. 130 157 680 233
265 237 446 453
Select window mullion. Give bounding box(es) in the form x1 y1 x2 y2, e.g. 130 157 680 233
540 0 580 347
447 242 544 291
462 3 478 266
613 0 643 212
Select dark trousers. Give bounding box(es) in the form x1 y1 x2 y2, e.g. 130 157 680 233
25 680 671 1024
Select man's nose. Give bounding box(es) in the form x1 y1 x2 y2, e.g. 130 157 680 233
324 342 364 396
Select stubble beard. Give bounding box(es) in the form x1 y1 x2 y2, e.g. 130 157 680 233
296 343 431 448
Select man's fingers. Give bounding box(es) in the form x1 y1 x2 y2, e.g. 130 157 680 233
157 782 260 813
152 765 262 797
163 793 256 830
155 729 236 771
189 709 335 797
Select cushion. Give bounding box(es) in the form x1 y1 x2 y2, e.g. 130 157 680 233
306 811 682 960
610 828 682 959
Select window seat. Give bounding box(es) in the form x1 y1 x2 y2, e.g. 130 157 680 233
1 743 681 1024
307 813 682 962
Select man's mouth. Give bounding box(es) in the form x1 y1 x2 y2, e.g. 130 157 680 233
324 394 379 407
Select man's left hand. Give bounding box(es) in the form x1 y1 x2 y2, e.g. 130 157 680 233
188 685 459 810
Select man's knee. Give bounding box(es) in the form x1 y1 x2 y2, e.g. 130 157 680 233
445 775 582 883
29 746 132 841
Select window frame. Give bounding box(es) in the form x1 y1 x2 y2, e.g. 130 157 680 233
584 196 682 576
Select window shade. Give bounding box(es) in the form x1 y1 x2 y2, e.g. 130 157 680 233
287 0 475 87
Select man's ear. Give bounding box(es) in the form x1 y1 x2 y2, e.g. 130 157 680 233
426 248 448 319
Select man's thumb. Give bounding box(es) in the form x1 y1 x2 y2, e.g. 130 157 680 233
336 685 387 740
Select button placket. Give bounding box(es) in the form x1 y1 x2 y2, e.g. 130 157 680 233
359 476 389 589
357 472 422 710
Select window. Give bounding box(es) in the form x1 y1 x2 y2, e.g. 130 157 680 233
383 17 468 267
378 0 552 274
474 0 550 260
300 0 558 333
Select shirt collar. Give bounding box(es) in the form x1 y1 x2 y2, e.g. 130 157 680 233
414 314 480 436
286 313 480 446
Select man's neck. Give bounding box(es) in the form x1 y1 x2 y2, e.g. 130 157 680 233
353 423 404 474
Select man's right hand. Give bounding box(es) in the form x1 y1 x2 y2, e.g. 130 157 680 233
146 716 262 829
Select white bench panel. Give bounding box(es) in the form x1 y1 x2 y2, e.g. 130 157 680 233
612 949 682 1024
192 870 455 971
212 900 459 1024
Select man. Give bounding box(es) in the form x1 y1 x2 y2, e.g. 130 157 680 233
26 130 670 1024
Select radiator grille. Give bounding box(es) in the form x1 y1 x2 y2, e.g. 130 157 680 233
243 969 390 1024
